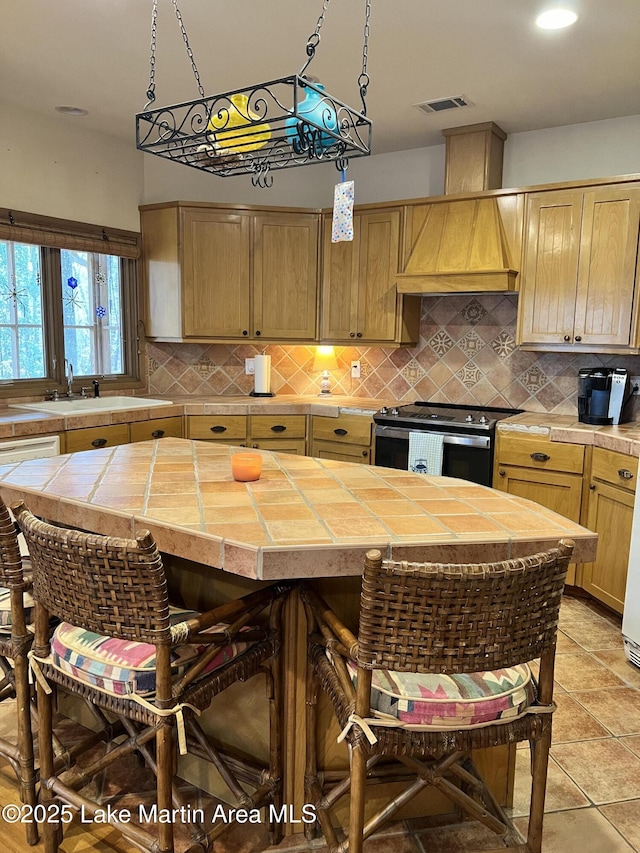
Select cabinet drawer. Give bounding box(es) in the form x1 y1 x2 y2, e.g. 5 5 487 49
248 415 306 439
312 414 372 446
591 446 638 493
130 417 183 443
64 424 130 453
496 434 584 474
187 415 247 441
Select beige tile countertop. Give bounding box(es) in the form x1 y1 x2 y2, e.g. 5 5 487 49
499 412 640 457
0 437 596 581
0 395 389 439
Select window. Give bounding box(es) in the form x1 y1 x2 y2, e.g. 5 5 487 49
0 209 141 396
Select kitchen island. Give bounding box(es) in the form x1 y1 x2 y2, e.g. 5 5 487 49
0 438 597 836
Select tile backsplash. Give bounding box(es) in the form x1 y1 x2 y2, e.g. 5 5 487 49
146 294 640 414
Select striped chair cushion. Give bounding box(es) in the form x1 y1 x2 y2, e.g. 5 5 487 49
0 586 34 632
348 661 535 729
50 608 255 697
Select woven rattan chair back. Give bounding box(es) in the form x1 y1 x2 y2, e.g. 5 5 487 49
12 503 171 645
358 540 574 674
0 499 24 590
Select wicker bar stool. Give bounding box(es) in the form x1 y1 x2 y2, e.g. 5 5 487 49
0 497 38 845
13 501 291 853
302 539 574 853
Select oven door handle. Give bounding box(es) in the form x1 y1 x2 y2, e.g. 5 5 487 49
374 425 491 449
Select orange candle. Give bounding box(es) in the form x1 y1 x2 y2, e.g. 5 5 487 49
231 452 262 482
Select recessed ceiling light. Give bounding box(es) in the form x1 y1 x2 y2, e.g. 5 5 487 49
536 9 578 29
55 106 88 117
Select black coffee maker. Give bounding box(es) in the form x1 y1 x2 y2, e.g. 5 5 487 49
578 367 634 425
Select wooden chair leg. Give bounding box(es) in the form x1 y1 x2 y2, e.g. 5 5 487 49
346 743 368 853
527 725 552 853
36 676 59 853
14 650 38 845
156 722 175 853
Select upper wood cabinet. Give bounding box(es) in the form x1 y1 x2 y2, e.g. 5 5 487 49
141 203 319 343
320 208 419 344
517 185 640 351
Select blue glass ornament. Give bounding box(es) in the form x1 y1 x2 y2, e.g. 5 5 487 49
67 277 78 289
285 83 338 155
96 305 107 318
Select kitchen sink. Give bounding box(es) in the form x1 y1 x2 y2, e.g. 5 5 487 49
10 397 172 415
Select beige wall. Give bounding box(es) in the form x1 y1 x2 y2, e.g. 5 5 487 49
0 101 143 231
2 98 639 228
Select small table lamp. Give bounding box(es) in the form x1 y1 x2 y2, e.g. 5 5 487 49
312 346 339 395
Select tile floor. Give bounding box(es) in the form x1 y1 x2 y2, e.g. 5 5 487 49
0 594 638 852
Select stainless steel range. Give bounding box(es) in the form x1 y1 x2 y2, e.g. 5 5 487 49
373 401 522 485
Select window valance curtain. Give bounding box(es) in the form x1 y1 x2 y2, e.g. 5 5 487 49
0 208 140 259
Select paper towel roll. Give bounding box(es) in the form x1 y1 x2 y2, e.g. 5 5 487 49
254 354 271 394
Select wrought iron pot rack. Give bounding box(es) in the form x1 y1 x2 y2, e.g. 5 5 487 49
136 0 373 187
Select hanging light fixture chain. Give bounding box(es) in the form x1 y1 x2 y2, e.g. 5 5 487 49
172 0 205 99
299 0 332 77
144 0 159 108
358 0 372 114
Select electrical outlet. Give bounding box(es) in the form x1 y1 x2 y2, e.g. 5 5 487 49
632 377 640 394
245 358 255 375
351 360 361 379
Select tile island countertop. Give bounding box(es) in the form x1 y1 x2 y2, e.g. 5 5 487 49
0 437 596 580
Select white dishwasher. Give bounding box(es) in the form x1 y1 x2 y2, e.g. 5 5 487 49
0 435 61 554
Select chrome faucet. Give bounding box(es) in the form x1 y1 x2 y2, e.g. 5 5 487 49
64 360 74 397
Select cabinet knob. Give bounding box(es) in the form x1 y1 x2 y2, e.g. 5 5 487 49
151 430 165 438
255 330 261 336
530 452 550 462
618 469 634 480
575 335 582 342
270 425 287 433
498 470 505 477
589 484 596 491
362 450 368 457
210 425 227 433
334 428 348 436
563 335 571 342
242 330 248 336
252 443 258 449
356 332 362 338
91 438 107 448
350 332 356 338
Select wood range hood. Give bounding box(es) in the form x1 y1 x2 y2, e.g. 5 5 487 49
396 122 519 295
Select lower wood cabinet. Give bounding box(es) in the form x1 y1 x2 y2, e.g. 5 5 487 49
494 432 585 585
582 447 638 613
129 417 183 443
310 414 373 464
64 424 130 453
185 414 307 455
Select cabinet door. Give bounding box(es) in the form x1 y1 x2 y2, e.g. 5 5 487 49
311 439 371 464
181 209 251 339
252 213 319 340
574 187 640 348
320 213 360 341
356 210 401 342
494 465 582 523
583 481 634 613
518 191 583 346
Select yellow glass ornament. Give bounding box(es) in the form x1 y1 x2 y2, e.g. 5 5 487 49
208 93 271 153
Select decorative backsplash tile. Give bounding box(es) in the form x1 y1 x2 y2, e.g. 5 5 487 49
146 293 640 415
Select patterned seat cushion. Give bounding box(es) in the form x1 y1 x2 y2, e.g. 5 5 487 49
347 661 535 729
50 608 255 697
0 586 34 632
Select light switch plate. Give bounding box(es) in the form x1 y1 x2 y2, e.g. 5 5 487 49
631 377 640 394
351 361 361 379
245 358 255 375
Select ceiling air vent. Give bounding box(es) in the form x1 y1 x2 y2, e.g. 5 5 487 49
414 95 474 115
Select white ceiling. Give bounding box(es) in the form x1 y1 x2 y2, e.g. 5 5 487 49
2 0 640 154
